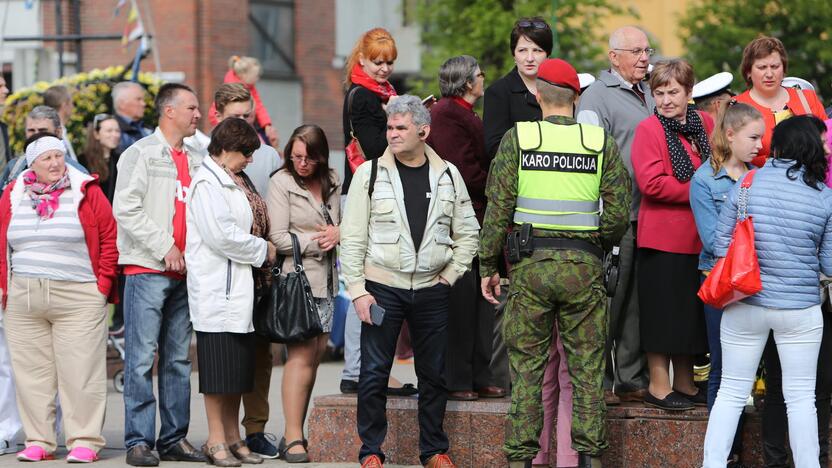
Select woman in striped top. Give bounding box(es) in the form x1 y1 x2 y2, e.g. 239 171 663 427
0 133 118 463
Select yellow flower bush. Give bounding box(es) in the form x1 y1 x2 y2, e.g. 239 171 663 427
2 66 162 155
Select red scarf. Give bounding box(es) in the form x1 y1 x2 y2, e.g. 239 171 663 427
451 96 474 111
350 63 397 102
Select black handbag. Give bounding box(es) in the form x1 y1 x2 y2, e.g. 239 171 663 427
254 232 322 343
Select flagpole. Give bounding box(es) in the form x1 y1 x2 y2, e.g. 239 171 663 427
138 0 162 76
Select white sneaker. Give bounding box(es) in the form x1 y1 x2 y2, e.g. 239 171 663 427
0 440 14 455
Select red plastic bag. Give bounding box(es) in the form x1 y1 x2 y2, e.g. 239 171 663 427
698 171 763 308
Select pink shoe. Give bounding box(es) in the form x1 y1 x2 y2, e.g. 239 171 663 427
16 445 54 462
67 447 98 463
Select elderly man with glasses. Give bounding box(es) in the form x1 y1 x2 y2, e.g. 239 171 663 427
576 26 656 407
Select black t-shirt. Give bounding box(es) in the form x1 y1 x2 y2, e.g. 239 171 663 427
396 157 431 250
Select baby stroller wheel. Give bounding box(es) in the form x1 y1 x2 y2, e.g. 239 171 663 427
113 369 125 393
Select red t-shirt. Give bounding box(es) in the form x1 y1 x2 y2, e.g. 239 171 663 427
124 147 191 279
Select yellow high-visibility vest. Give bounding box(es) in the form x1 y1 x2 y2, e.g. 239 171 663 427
514 120 605 231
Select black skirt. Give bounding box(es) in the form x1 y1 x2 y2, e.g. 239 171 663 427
196 331 255 394
637 248 707 354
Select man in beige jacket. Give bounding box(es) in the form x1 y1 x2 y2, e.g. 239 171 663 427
340 95 479 468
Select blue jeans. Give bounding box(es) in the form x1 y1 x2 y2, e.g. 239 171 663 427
123 274 192 451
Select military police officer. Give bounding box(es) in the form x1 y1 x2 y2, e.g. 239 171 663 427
479 59 631 468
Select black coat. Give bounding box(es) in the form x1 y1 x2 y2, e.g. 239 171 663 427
342 84 388 193
482 67 542 160
0 122 11 165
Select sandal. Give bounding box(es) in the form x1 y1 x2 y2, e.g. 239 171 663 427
278 437 309 464
202 443 241 467
228 440 263 464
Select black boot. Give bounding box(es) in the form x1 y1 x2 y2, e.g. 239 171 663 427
578 452 602 468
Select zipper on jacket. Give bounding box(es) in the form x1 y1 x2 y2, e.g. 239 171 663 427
225 259 232 300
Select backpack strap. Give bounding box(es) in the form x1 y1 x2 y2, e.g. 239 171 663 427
368 158 378 198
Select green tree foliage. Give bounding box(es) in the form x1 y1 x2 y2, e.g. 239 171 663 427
410 0 636 98
679 0 832 101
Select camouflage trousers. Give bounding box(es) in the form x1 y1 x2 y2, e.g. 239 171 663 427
503 255 608 460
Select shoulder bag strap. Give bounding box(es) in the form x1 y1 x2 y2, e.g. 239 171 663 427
737 169 757 220
289 232 304 270
347 86 361 136
796 89 812 115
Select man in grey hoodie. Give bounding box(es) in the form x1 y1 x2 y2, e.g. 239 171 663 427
576 26 656 404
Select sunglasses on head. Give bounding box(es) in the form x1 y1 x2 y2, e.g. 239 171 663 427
93 113 114 129
517 20 548 30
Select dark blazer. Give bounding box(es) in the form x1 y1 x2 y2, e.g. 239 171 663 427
482 67 542 160
427 98 488 223
342 84 388 193
0 122 11 165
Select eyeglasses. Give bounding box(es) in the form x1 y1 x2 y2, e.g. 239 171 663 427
517 20 548 29
292 156 318 165
613 47 655 57
476 71 485 79
93 113 113 129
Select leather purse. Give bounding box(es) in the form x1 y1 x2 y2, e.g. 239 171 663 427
345 86 367 173
698 170 763 308
254 232 323 343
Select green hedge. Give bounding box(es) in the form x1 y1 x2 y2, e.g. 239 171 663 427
2 66 162 155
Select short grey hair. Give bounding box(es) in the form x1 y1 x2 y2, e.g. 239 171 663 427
609 26 647 50
385 94 431 127
27 105 61 130
438 55 479 98
112 81 144 108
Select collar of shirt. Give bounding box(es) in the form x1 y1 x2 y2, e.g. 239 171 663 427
543 115 579 126
610 68 647 94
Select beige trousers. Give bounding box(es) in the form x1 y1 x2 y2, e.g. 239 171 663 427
4 275 107 452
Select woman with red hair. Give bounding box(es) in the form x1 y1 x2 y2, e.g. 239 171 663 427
341 27 398 194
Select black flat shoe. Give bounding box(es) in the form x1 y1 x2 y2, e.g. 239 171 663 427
386 383 418 396
643 391 694 411
340 379 358 394
673 387 708 406
160 439 209 462
126 445 159 467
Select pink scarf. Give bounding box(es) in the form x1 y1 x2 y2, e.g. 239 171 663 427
23 170 70 220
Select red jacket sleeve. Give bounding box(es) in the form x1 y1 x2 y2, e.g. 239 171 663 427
88 185 119 303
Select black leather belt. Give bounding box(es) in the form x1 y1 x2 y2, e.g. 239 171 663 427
533 237 604 260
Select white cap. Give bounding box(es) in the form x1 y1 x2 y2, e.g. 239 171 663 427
24 136 66 167
782 76 815 91
578 73 596 91
692 72 734 101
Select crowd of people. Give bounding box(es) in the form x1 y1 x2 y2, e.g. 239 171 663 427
0 16 831 468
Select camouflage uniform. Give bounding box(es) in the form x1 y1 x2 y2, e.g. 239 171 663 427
479 115 631 460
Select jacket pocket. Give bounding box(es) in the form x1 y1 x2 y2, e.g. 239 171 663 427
429 230 454 269
438 187 455 218
369 229 401 270
711 189 729 211
225 259 232 300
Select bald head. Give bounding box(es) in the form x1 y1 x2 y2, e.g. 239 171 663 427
608 26 651 84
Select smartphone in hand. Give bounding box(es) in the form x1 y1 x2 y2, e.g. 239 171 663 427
370 303 386 326
422 94 437 109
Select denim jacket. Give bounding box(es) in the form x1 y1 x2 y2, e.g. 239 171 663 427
689 160 749 271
